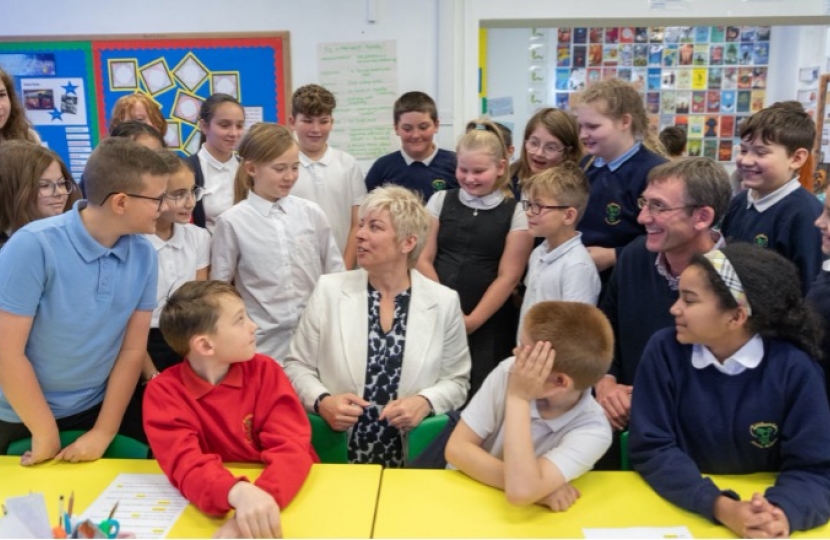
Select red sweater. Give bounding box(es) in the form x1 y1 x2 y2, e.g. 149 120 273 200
143 354 318 516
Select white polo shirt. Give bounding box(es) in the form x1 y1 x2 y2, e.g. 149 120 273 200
453 357 612 481
292 146 366 254
144 223 211 328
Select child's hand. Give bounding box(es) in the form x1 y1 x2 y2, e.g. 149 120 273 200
212 518 245 539
20 427 61 466
594 378 633 431
538 483 581 512
55 428 112 462
748 493 790 538
714 495 780 538
380 395 431 431
317 393 369 431
508 341 555 402
227 482 282 539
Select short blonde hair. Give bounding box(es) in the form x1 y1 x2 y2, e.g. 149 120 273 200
522 161 590 220
360 185 430 268
523 301 613 390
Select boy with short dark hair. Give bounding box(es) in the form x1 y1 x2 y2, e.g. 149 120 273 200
659 126 687 159
364 91 457 199
519 162 600 337
0 137 168 463
720 101 822 294
445 301 613 512
144 280 317 539
288 84 365 268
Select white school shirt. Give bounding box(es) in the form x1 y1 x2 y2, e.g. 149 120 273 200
144 223 211 328
518 233 600 342
451 357 612 481
197 145 239 233
210 191 345 363
292 146 366 254
425 190 528 232
747 177 801 213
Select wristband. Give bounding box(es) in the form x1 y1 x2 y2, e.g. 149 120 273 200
314 392 331 414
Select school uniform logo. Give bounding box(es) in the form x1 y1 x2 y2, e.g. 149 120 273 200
242 413 254 444
753 234 769 248
432 179 447 191
605 202 622 225
749 422 778 448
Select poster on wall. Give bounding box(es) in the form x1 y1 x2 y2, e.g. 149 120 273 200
0 44 98 178
94 36 288 155
548 25 771 162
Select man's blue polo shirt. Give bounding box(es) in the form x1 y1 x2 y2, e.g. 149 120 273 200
0 201 157 422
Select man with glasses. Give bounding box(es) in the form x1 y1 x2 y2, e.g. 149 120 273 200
594 158 732 465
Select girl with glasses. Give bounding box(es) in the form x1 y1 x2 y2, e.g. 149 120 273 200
0 141 79 249
508 107 582 199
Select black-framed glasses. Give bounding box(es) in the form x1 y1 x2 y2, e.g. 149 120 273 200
38 179 76 197
637 197 696 215
525 138 567 158
165 186 205 205
101 191 167 211
521 200 571 216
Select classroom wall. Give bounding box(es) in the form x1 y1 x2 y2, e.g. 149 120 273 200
485 24 828 165
0 0 458 158
459 0 830 136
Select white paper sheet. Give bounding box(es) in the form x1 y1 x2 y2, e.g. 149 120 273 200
79 473 189 539
583 526 693 538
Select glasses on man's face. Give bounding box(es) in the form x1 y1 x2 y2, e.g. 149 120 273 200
520 200 571 216
637 197 696 215
38 180 75 197
525 138 567 158
165 186 205 206
101 191 167 211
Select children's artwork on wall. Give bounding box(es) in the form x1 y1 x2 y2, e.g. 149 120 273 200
551 25 770 161
0 33 290 166
0 43 98 178
95 35 289 154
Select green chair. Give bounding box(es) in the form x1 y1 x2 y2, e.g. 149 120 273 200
620 430 630 471
405 414 450 464
6 430 149 459
307 413 349 464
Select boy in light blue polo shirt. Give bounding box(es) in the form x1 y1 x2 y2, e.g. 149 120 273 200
0 137 169 464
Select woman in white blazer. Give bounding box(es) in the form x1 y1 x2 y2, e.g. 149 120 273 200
284 185 471 467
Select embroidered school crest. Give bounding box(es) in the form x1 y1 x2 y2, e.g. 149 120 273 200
242 413 254 444
432 179 447 191
749 422 778 449
605 202 622 225
753 234 769 248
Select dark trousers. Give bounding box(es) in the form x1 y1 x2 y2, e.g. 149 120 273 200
0 402 102 454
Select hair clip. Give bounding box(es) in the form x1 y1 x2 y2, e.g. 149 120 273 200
475 124 487 130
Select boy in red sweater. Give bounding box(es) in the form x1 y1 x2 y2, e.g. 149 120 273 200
143 280 317 539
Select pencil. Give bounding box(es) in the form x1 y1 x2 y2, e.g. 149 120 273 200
107 501 119 520
58 495 64 529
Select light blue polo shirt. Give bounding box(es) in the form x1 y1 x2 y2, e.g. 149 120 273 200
0 200 157 422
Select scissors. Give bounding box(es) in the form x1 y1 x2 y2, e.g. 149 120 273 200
98 502 120 539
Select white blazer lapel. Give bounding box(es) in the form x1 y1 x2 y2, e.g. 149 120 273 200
340 270 369 390
399 270 438 395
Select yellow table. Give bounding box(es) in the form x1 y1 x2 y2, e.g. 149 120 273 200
373 469 830 538
0 456 381 538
